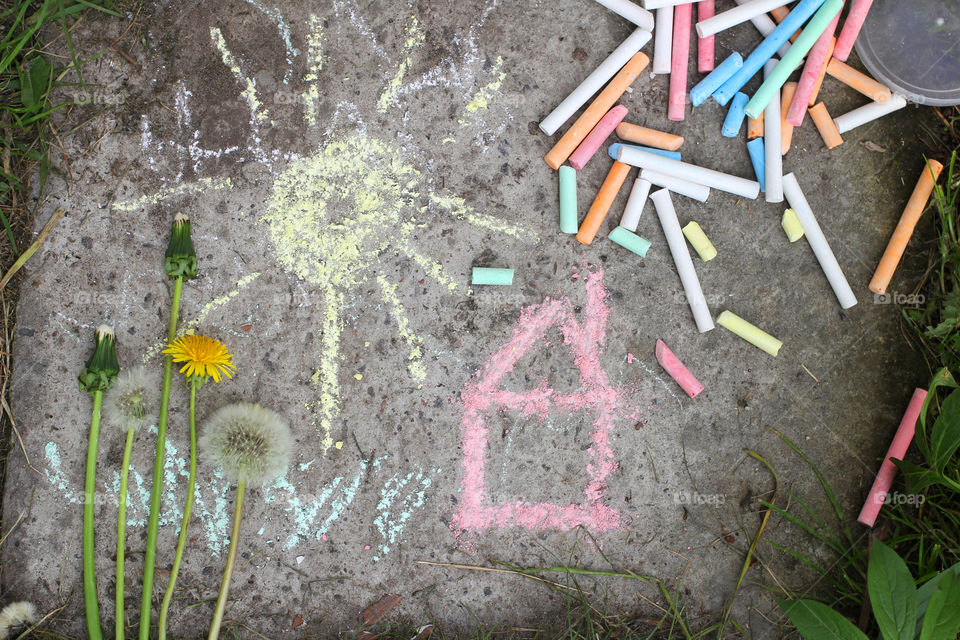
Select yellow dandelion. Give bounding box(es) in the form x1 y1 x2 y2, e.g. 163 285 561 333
163 335 236 382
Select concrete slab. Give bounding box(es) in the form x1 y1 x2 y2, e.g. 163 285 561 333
2 0 940 636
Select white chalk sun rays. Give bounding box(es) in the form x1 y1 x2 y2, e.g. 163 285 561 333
127 0 533 456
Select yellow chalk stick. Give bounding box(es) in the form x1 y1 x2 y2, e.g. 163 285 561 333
682 221 717 261
717 310 782 356
781 209 804 242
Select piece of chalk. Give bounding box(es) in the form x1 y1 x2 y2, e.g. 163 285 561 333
713 0 827 106
608 225 652 257
609 143 682 162
747 112 764 139
576 161 632 245
717 310 782 356
834 0 874 62
691 52 743 106
746 137 766 192
616 122 684 150
472 267 514 286
620 177 651 231
721 91 749 137
617 146 760 199
808 102 843 149
640 169 710 202
808 36 835 106
786 13 839 126
644 0 699 9
782 173 858 308
697 0 715 73
780 81 797 154
763 61 783 203
781 208 804 242
682 221 717 261
655 339 704 398
857 387 927 528
540 30 651 137
559 166 579 234
731 0 792 57
743 0 844 119
668 2 693 121
869 159 944 295
591 0 656 31
826 58 892 103
569 105 629 170
834 94 907 135
650 189 714 333
696 0 790 38
769 5 802 43
653 6 674 75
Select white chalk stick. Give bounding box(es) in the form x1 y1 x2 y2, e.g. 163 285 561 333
539 29 652 136
650 189 715 332
617 146 760 199
644 0 697 9
834 93 907 134
653 7 674 74
592 0 655 31
782 173 858 309
620 177 652 231
640 169 710 202
763 60 784 203
696 0 789 38
731 0 792 58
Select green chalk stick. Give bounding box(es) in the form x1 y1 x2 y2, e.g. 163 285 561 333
559 165 578 234
472 267 514 286
717 310 782 357
608 225 651 257
743 0 844 119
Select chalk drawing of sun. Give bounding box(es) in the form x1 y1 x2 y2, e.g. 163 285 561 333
120 0 530 453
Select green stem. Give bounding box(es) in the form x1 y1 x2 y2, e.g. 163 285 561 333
116 428 134 640
208 479 245 640
157 379 199 640
84 390 104 640
139 275 183 640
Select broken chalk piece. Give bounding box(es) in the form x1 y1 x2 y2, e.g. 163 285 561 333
608 143 681 162
697 0 715 73
781 208 804 242
576 161 632 245
834 93 907 135
763 61 784 203
668 2 693 121
717 310 782 356
690 52 743 107
655 339 704 398
746 137 766 193
617 146 760 199
721 91 749 138
808 36 836 106
747 111 764 139
652 6 674 74
620 177 652 232
608 225 652 257
616 122 684 150
640 169 710 202
834 0 875 62
857 387 926 528
780 81 797 155
808 102 843 149
569 105 629 170
472 267 514 286
682 221 717 261
826 58 892 103
559 166 579 234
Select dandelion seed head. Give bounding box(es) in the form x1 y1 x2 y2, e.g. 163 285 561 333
200 402 292 487
103 366 160 434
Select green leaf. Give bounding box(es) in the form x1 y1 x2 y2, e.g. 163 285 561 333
917 562 960 631
777 599 870 640
930 388 960 470
868 540 917 640
18 55 51 111
917 369 958 462
893 459 949 494
919 572 960 640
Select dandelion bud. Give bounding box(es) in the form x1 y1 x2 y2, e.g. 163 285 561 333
78 324 119 393
164 213 198 279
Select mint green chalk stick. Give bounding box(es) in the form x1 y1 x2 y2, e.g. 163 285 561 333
743 0 843 119
717 310 782 357
608 225 651 257
559 165 578 234
472 267 514 286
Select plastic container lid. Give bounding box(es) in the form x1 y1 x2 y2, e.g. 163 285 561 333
855 0 960 106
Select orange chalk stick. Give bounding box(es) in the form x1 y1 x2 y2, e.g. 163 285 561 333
808 37 836 106
576 161 631 245
826 58 892 103
544 53 650 170
615 122 684 151
780 82 797 155
747 112 764 139
869 160 945 294
808 102 843 149
770 6 801 41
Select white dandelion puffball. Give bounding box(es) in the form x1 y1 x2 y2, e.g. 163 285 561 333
103 366 160 433
199 402 292 487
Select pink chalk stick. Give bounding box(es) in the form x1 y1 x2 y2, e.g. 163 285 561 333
655 339 704 398
857 387 927 528
834 0 874 62
668 3 692 121
786 12 840 126
697 0 715 73
568 105 629 170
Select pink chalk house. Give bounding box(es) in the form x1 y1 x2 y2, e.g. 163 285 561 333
452 266 625 535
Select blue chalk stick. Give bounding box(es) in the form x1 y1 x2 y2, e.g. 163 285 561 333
712 0 827 106
690 53 743 107
721 92 749 138
608 143 681 162
746 138 766 193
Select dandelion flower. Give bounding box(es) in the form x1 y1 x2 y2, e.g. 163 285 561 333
103 366 160 433
200 402 292 487
163 335 236 382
